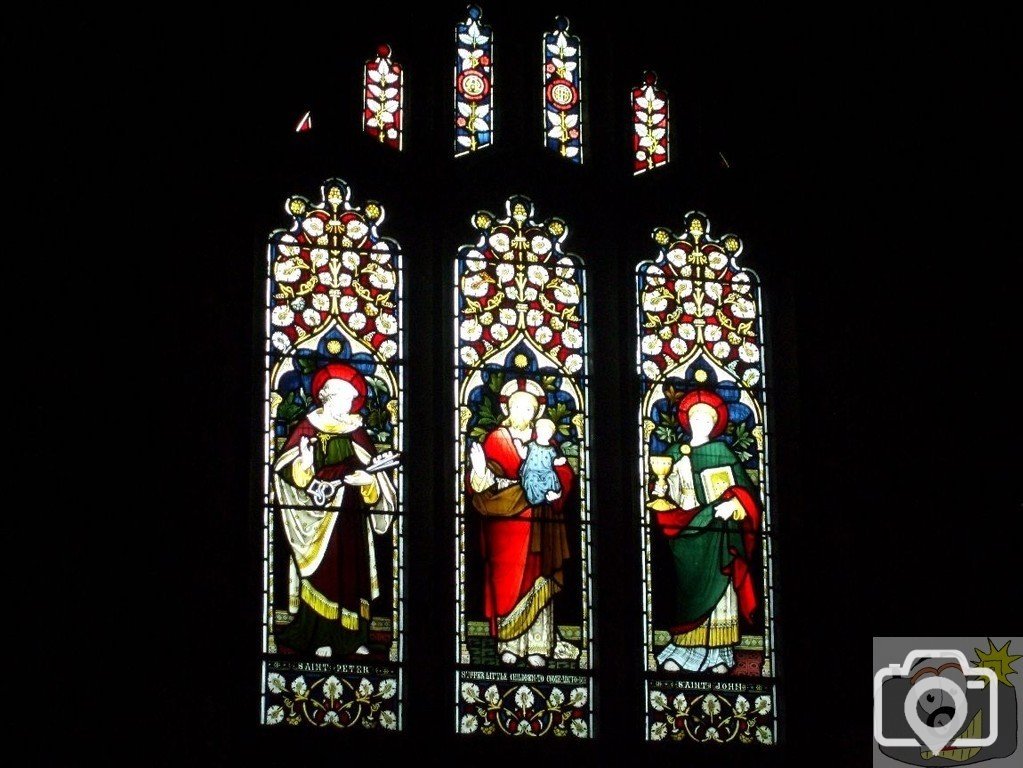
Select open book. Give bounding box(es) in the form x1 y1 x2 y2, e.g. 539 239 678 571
699 464 735 504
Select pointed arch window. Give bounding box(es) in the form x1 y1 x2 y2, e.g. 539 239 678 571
454 196 593 737
262 180 405 730
637 214 777 744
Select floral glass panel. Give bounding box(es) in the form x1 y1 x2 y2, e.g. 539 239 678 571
637 213 777 744
454 196 593 738
262 179 404 731
363 44 404 151
632 71 668 174
543 16 582 163
455 5 494 157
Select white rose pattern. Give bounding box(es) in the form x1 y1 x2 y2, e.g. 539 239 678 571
376 313 398 335
271 306 294 327
369 268 396 291
453 206 592 376
638 232 761 378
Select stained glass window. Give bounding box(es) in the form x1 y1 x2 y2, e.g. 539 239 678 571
455 5 494 157
632 71 668 174
454 196 593 737
363 44 404 151
543 16 582 163
637 213 777 744
262 179 404 730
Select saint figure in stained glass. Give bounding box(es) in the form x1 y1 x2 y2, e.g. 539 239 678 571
273 363 399 658
648 389 760 673
467 378 574 666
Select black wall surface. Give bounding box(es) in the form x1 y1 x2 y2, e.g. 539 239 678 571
19 4 1019 766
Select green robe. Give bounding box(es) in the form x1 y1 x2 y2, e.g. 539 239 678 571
664 439 755 627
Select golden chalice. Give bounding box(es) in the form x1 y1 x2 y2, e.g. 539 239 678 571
648 456 674 512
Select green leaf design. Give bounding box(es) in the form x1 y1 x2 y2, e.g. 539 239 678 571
486 371 505 393
277 391 305 426
730 422 754 451
470 427 488 441
476 398 499 427
548 402 571 422
655 426 678 444
296 356 318 375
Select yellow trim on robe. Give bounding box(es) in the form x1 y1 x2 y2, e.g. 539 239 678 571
672 615 739 648
301 580 361 630
496 576 561 641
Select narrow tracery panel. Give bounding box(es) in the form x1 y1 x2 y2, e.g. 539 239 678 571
455 5 494 157
543 16 583 163
632 71 669 174
364 45 404 150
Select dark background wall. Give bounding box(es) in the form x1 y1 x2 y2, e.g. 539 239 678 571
18 4 1018 765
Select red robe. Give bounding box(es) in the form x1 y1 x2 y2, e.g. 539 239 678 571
471 427 574 636
279 419 377 626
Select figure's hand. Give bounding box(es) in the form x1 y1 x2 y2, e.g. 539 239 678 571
344 470 374 486
545 490 562 502
713 498 742 520
470 442 487 477
298 436 315 469
553 457 567 466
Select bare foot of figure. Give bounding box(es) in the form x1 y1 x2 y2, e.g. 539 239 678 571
711 663 729 674
527 654 546 668
501 651 518 665
315 645 332 658
662 660 680 671
355 645 370 655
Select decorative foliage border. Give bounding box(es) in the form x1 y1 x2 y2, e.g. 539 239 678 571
647 684 775 744
263 665 400 730
459 675 591 737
